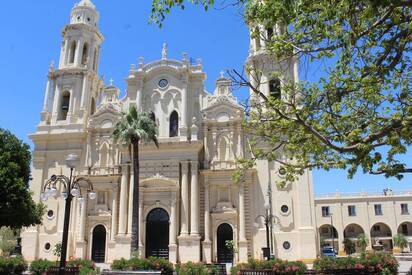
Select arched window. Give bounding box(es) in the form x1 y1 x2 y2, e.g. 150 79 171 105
58 91 70 120
267 27 274 41
169 111 179 137
81 43 89 65
218 136 231 161
90 97 96 115
269 78 281 99
69 41 77 64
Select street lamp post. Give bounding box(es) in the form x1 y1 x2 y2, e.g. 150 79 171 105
40 154 96 275
255 204 279 260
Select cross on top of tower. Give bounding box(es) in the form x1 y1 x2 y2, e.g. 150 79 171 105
109 79 114 86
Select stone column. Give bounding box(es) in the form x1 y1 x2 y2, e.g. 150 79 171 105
190 161 199 236
52 84 60 122
111 187 118 241
42 78 52 112
137 191 144 257
75 197 88 259
80 74 88 111
180 161 189 236
238 182 248 262
203 125 210 166
202 181 212 263
237 126 243 158
136 79 143 112
127 174 134 235
74 39 83 67
118 165 129 235
78 198 87 241
239 183 246 242
169 193 178 263
180 77 188 140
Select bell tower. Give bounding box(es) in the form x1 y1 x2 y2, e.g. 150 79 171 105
245 23 318 260
40 0 104 127
246 24 298 103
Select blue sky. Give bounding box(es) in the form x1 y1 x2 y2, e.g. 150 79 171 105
0 0 410 195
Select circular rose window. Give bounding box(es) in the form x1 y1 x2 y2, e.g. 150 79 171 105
281 205 289 214
158 79 168 88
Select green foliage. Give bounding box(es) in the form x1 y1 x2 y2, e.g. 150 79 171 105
29 259 57 275
30 258 98 275
343 238 356 255
393 233 408 251
150 0 217 27
313 252 398 274
150 0 412 182
176 262 220 275
52 243 61 258
111 257 173 275
357 233 369 252
112 106 159 148
0 227 17 256
0 128 44 228
230 258 306 275
0 256 27 275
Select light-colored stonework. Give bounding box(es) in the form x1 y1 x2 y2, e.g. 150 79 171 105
315 191 412 254
21 0 318 264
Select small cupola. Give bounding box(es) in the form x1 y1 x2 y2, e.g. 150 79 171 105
70 0 99 27
102 80 120 104
215 71 232 95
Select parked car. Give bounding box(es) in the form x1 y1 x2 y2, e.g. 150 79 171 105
321 246 337 257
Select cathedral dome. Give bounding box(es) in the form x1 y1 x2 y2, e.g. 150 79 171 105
71 0 99 27
76 0 96 9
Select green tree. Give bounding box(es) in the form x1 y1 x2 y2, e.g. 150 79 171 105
0 227 17 256
150 0 412 185
343 238 356 255
0 128 44 228
393 233 408 252
112 106 158 255
357 233 369 252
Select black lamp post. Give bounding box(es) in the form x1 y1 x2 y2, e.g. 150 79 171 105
256 204 279 260
40 154 96 275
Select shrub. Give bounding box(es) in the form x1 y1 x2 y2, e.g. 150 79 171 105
111 257 173 275
0 256 27 275
231 258 306 275
111 258 129 270
313 252 398 274
29 259 56 275
67 258 98 275
176 262 219 275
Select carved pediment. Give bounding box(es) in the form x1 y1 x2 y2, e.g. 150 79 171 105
201 98 243 122
88 103 120 130
140 174 179 190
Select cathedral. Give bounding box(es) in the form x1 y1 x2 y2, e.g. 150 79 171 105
22 0 318 264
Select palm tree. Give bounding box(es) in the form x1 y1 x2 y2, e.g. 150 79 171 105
357 233 369 252
113 105 158 255
393 233 408 253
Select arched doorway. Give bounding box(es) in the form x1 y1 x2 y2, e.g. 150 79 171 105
217 223 233 263
371 222 393 251
91 225 106 263
319 224 339 251
145 208 169 259
343 224 365 254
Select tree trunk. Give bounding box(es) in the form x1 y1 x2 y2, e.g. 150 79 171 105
130 140 139 256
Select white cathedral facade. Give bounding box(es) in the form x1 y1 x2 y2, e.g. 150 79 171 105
22 0 318 264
